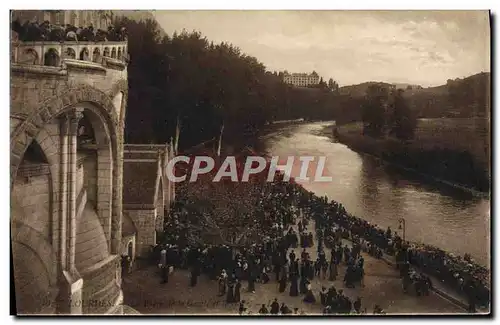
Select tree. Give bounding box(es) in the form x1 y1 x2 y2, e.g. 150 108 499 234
116 16 344 149
362 84 389 137
389 89 417 140
328 78 339 93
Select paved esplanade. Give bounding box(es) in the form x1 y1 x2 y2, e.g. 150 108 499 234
123 218 464 315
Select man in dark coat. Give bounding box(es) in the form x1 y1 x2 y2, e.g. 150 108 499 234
270 299 280 315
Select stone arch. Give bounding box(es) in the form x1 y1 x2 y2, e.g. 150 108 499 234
33 128 60 254
64 47 76 60
103 47 110 57
107 79 128 129
76 103 114 249
111 48 117 59
19 48 39 65
154 166 165 232
11 83 120 185
79 47 90 61
10 82 123 255
92 47 100 62
117 48 122 60
44 48 60 66
11 220 57 287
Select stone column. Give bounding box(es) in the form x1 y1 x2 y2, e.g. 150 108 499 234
111 137 123 255
58 115 69 271
57 111 84 315
67 109 84 272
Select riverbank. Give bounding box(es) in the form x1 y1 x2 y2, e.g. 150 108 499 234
327 122 490 196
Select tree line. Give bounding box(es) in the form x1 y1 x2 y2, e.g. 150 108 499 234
361 84 417 140
116 17 341 151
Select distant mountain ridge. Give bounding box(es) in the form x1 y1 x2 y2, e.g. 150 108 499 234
337 72 490 118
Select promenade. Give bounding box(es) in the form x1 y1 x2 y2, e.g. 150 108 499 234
122 219 464 315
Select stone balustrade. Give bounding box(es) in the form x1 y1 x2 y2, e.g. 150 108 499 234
11 40 128 68
80 254 121 314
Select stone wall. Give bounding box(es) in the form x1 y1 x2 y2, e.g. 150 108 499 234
10 49 128 314
12 171 51 240
123 209 156 257
83 155 97 207
12 243 53 314
10 65 127 120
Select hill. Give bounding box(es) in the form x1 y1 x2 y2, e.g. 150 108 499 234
336 72 490 118
406 72 490 118
338 81 393 97
392 82 423 90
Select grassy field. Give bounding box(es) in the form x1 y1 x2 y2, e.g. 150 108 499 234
335 118 490 192
338 118 489 166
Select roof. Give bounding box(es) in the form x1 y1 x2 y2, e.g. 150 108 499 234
122 211 137 236
122 161 160 205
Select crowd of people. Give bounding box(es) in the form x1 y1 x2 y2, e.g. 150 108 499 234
149 159 489 314
11 19 127 43
151 176 377 314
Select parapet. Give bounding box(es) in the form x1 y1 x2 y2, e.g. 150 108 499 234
11 40 128 73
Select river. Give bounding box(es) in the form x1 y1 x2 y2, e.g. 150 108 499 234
260 121 490 267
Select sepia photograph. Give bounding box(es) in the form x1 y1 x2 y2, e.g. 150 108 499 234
9 9 491 316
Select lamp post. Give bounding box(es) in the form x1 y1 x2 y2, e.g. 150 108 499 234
398 218 406 243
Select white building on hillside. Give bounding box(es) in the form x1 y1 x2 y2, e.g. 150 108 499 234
283 71 320 87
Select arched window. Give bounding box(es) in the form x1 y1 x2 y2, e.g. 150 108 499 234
117 48 122 60
22 48 39 65
77 114 96 146
92 48 100 62
111 48 117 59
44 48 60 67
103 47 110 57
79 48 89 61
23 140 48 164
64 47 76 60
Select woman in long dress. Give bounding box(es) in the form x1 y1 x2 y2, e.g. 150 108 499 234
299 276 308 295
289 273 299 297
303 283 316 303
234 280 242 302
227 281 235 303
278 273 287 293
329 260 337 281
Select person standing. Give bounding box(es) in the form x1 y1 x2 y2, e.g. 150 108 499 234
303 282 316 303
190 259 200 287
278 270 287 293
329 260 337 281
160 247 168 284
289 272 299 297
234 279 242 303
270 298 280 315
218 269 228 296
227 280 235 304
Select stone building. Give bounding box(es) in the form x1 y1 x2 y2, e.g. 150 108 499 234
10 10 129 314
122 144 175 260
282 71 320 87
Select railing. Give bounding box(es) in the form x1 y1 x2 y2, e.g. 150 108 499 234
11 40 128 69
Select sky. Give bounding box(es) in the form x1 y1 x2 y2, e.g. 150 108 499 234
153 10 490 87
